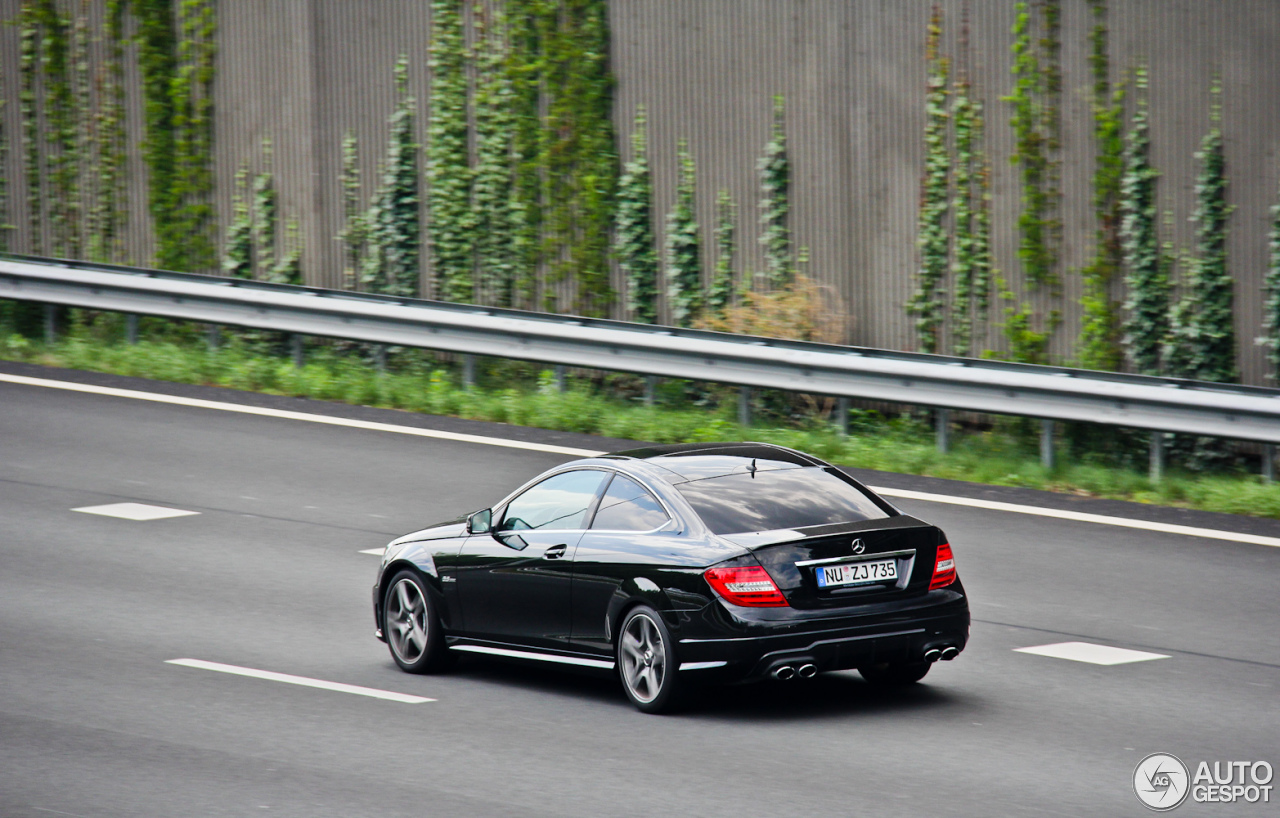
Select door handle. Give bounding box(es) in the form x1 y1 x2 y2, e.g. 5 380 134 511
543 544 568 560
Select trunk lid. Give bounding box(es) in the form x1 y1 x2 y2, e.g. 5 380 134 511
721 516 944 610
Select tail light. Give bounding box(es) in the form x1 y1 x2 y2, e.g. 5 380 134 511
929 543 956 590
704 565 789 607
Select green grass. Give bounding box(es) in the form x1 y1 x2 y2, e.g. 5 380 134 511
3 322 1279 521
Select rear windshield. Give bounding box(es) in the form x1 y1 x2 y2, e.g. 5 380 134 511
675 467 890 535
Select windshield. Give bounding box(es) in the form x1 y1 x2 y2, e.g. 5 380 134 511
675 467 890 535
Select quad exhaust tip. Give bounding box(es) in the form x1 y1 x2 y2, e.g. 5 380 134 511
797 663 818 679
940 646 959 661
923 648 942 663
772 665 797 681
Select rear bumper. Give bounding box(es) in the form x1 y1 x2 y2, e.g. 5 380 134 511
673 586 970 682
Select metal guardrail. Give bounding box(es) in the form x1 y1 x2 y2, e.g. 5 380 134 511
2 254 1279 470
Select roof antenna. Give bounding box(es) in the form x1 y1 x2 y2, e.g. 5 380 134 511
749 458 757 476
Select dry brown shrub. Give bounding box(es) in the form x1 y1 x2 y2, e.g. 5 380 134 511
700 274 846 345
698 275 849 422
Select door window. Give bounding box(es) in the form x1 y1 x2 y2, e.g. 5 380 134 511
590 474 670 531
499 470 606 532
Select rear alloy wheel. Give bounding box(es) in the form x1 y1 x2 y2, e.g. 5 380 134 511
384 570 450 673
617 606 682 714
858 660 931 688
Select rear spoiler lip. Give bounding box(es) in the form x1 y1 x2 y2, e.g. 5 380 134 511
718 515 935 550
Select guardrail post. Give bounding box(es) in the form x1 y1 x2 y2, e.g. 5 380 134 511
738 386 752 427
126 314 139 344
644 375 657 406
835 396 850 437
935 408 950 454
207 324 221 350
374 344 387 373
1040 420 1056 470
291 334 304 368
1264 445 1276 484
1149 432 1165 483
43 304 56 345
462 354 475 389
554 364 567 392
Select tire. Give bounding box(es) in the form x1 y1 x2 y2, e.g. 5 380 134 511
616 606 683 714
857 660 931 688
383 570 450 674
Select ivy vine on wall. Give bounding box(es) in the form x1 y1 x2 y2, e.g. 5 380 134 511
338 132 366 290
541 0 616 316
999 0 1061 364
707 189 737 319
949 11 994 359
33 0 79 259
1120 66 1166 377
665 140 702 328
1262 177 1280 381
1169 82 1236 384
908 7 949 354
615 106 659 323
91 0 130 263
221 164 252 279
362 57 420 299
132 0 217 272
18 6 43 255
169 0 217 271
758 95 792 288
0 59 9 251
506 0 544 309
252 139 276 277
1078 0 1125 372
427 0 472 303
472 4 517 308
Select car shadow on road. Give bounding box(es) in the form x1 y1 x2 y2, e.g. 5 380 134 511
445 657 972 720
683 671 972 722
445 656 625 704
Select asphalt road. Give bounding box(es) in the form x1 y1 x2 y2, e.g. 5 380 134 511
1 372 1277 817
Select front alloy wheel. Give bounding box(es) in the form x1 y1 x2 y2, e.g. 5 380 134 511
617 606 682 713
384 570 449 673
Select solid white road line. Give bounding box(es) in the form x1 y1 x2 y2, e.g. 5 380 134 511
0 372 600 458
8 371 1279 548
165 658 434 703
871 486 1280 549
73 502 200 521
359 547 388 556
1013 642 1170 666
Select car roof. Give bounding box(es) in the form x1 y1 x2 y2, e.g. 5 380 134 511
602 442 828 482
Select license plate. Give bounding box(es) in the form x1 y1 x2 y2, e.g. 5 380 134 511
815 559 897 588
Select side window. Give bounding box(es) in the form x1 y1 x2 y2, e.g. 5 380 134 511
499 470 606 532
591 474 670 532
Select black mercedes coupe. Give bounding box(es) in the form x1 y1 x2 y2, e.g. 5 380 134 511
372 442 969 713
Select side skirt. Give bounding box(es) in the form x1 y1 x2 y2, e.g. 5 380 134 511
447 639 616 670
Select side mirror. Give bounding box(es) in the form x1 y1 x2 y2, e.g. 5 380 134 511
466 508 492 534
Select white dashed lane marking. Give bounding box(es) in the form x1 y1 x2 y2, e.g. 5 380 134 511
1014 641 1170 666
73 502 200 521
359 547 387 556
165 659 434 703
